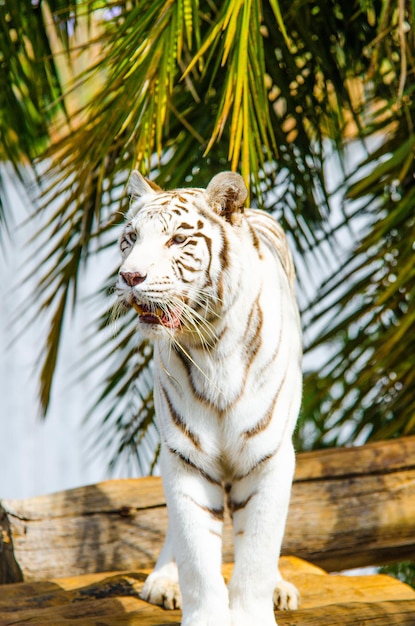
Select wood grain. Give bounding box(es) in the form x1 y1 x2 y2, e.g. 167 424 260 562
1 437 415 581
0 557 414 626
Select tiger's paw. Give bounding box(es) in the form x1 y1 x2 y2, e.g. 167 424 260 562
141 571 182 610
273 579 300 610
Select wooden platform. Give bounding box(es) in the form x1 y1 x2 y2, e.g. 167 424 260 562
2 436 415 583
1 437 415 624
1 556 414 625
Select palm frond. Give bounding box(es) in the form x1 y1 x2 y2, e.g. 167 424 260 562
2 0 415 471
301 95 415 448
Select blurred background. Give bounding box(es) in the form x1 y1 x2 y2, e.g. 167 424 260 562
0 1 414 510
0 165 118 498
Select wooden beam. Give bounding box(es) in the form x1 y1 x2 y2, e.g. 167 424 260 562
0 558 414 625
1 437 414 582
284 436 415 571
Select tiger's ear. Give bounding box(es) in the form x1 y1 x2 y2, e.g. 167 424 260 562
205 172 247 225
127 170 162 199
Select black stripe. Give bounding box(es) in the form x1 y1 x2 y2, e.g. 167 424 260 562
167 446 221 486
248 222 262 258
161 386 201 450
243 369 287 439
217 225 229 303
185 495 224 522
172 345 215 406
194 231 214 289
228 491 257 515
245 296 263 360
233 448 278 482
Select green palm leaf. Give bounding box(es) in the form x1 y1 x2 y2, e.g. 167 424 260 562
1 0 414 473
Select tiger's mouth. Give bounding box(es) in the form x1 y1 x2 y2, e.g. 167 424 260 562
131 301 182 329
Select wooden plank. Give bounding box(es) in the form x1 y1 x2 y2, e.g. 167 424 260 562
4 503 169 581
294 435 415 480
279 601 415 626
276 601 415 626
1 437 415 581
0 557 414 626
2 604 415 626
2 478 166 518
284 463 415 570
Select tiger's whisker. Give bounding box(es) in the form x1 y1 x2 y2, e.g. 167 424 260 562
165 329 224 397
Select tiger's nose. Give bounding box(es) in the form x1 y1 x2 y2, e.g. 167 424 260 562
120 271 147 286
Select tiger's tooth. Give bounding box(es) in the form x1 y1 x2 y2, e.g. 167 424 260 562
156 307 164 317
132 302 144 315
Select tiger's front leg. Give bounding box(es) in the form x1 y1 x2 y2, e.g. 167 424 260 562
151 447 232 626
141 523 182 610
227 441 299 626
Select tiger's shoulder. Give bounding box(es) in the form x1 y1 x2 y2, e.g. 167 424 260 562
245 208 296 290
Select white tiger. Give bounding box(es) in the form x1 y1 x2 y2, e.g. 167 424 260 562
116 170 302 626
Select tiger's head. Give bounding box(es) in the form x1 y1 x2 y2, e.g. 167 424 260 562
116 170 247 341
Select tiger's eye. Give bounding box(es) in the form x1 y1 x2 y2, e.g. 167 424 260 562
171 234 186 245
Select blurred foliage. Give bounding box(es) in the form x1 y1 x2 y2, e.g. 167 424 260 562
380 561 415 589
0 0 414 479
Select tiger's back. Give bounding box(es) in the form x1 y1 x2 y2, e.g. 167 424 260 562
116 171 302 626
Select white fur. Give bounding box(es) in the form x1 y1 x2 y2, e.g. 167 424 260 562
117 172 302 625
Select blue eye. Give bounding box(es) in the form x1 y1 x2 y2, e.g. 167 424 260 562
171 234 186 245
120 230 137 253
